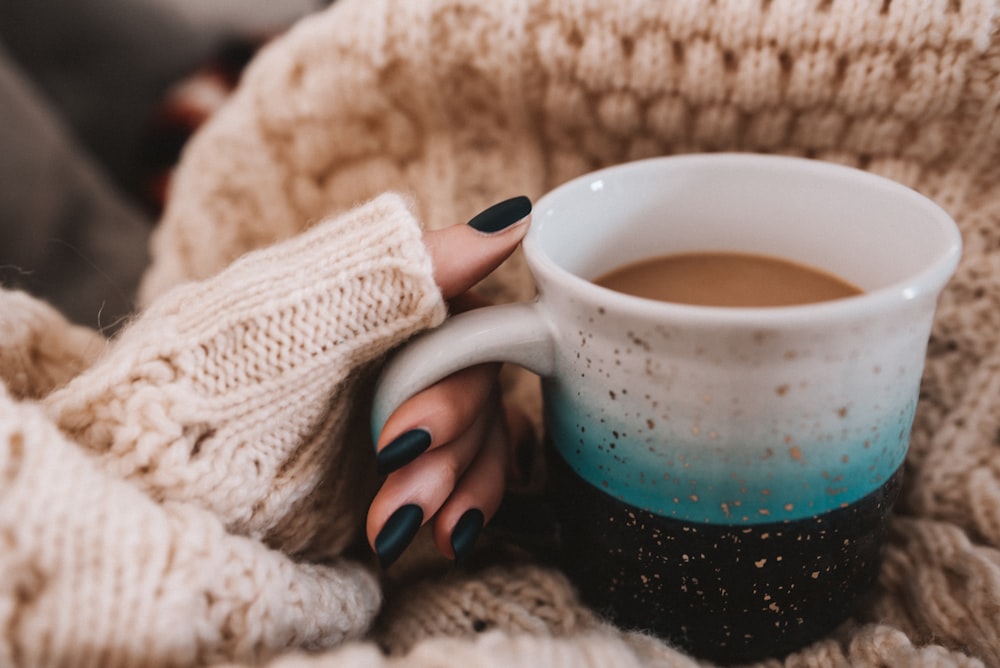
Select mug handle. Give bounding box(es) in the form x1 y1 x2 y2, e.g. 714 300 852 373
371 301 556 440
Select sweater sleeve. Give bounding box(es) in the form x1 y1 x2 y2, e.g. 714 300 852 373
0 385 380 667
43 193 448 557
0 289 105 401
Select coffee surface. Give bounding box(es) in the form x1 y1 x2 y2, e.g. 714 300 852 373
594 251 862 307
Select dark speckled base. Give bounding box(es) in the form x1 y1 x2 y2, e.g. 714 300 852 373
548 448 901 664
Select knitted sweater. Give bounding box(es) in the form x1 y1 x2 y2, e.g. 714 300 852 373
3 0 1000 666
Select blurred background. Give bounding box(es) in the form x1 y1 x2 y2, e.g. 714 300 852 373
0 0 325 330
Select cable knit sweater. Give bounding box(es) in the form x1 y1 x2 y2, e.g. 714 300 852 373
3 1 1000 666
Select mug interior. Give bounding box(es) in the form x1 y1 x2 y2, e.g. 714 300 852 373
529 154 961 307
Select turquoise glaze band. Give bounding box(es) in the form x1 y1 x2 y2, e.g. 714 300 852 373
545 387 915 524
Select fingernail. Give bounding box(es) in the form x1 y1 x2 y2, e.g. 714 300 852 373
376 428 432 475
375 504 424 569
450 508 485 563
467 196 532 234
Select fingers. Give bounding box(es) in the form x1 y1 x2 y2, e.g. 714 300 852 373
432 414 509 560
374 362 500 475
366 196 533 568
425 196 531 299
378 194 530 468
367 401 499 568
369 354 503 568
368 376 528 567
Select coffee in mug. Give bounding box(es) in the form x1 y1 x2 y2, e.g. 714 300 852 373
371 154 961 663
594 251 863 307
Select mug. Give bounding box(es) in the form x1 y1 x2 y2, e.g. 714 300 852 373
371 154 961 663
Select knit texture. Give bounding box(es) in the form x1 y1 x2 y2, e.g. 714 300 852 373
46 193 445 559
0 291 105 401
3 0 1000 666
0 193 443 665
0 385 381 666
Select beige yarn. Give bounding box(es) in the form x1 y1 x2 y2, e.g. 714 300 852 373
43 193 445 559
2 0 1000 666
0 384 380 666
0 194 442 665
373 564 602 654
0 291 105 401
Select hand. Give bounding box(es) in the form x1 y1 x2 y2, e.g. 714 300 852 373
366 196 534 568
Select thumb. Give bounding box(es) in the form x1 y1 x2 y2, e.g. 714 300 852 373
424 196 532 299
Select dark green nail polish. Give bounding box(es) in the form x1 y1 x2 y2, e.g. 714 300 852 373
375 504 423 569
467 196 532 233
450 508 485 563
376 428 431 475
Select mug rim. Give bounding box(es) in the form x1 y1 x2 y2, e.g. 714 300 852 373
526 153 963 327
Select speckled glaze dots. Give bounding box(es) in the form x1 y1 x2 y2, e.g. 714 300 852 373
370 155 961 662
549 442 902 663
534 271 928 662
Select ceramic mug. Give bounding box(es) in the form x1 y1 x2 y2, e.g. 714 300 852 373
371 154 961 662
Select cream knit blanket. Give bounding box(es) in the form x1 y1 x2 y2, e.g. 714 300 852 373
2 1 999 666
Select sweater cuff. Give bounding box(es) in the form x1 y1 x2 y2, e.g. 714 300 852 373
141 191 447 372
44 193 447 552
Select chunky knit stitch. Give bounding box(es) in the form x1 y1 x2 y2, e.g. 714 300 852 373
0 385 380 666
3 0 1000 666
46 193 445 558
1 194 441 665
